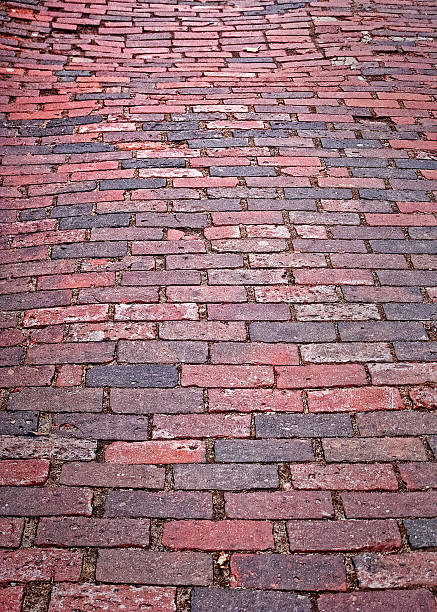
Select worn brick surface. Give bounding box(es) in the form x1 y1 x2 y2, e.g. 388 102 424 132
1 0 436 604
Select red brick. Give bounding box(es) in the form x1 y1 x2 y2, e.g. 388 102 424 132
160 322 247 341
152 414 251 439
409 386 437 410
0 518 24 547
287 519 401 552
369 364 437 385
49 584 176 612
211 342 299 365
323 438 428 462
26 342 115 364
105 440 205 464
0 459 50 485
398 463 437 490
209 389 303 412
276 364 367 389
114 303 198 321
226 491 333 519
307 387 404 413
354 552 437 588
181 365 274 387
294 269 373 285
163 520 274 551
289 463 398 491
342 492 437 518
23 304 109 327
0 366 55 387
0 586 24 612
0 549 83 583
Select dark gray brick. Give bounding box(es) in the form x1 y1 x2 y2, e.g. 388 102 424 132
96 550 212 585
191 588 311 612
85 365 178 388
59 213 130 230
250 322 336 343
105 491 213 518
377 271 437 286
215 439 314 462
405 519 437 549
255 414 353 438
8 388 103 413
53 143 114 153
173 464 279 490
0 411 38 436
210 166 276 177
52 414 149 440
384 304 437 321
52 241 127 259
136 212 207 228
99 178 166 190
0 290 71 311
0 486 91 516
394 342 437 361
371 240 437 254
339 322 427 342
59 462 164 489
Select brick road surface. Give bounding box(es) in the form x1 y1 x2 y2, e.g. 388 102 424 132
0 0 436 608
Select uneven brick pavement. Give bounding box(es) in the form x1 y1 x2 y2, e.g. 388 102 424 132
0 0 436 607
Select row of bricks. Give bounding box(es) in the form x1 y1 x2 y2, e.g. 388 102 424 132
1 547 437 590
0 361 435 387
1 583 435 612
1 515 436 551
1 458 435 490
0 434 435 466
3 339 436 366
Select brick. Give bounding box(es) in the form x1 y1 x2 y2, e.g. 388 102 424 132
59 462 164 489
49 584 176 612
211 342 299 365
27 342 115 365
0 586 23 612
162 520 274 551
225 492 333 519
52 413 149 440
276 365 367 389
118 340 207 364
354 552 437 588
114 303 198 321
307 387 404 413
181 365 273 388
23 305 109 327
0 549 83 583
287 519 401 552
230 553 346 591
209 303 290 320
399 463 437 490
153 414 250 439
0 486 92 516
0 366 55 387
256 413 353 438
208 389 303 412
404 519 437 549
317 591 436 612
0 459 50 486
0 411 38 435
0 436 96 461
0 518 24 547
342 492 437 518
86 365 178 388
105 440 205 464
105 491 213 519
174 464 279 490
357 411 437 436
410 386 437 410
301 342 393 363
110 388 204 414
290 460 399 491
96 550 212 586
8 387 102 413
215 439 314 462
323 438 427 462
339 321 427 341
160 322 247 341
36 517 150 548
250 322 336 343
191 588 311 612
369 363 437 385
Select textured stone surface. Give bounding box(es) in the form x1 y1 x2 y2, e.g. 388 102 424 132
0 0 436 604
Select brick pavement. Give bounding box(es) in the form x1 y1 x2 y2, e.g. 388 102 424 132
0 0 436 608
